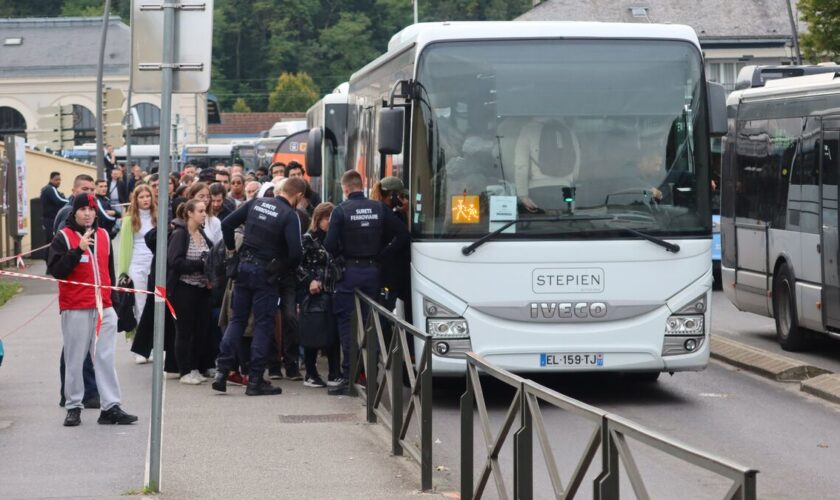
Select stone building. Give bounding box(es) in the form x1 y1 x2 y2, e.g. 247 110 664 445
0 17 208 149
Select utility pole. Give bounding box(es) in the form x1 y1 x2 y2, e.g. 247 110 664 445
414 0 418 24
95 0 112 179
147 0 176 491
785 0 803 64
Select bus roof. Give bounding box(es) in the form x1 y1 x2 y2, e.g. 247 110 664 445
352 21 700 82
738 72 840 102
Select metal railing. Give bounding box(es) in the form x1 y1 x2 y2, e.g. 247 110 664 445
461 352 759 500
348 290 434 491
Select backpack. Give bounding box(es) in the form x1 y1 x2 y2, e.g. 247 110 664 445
204 239 228 291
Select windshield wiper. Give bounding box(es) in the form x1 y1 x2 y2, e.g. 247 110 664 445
461 215 613 256
610 226 680 253
460 215 680 256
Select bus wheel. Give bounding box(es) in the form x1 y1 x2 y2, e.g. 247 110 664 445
773 264 808 351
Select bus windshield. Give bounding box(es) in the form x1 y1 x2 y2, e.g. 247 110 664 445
412 39 711 240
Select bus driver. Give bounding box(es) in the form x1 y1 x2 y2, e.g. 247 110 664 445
514 117 580 213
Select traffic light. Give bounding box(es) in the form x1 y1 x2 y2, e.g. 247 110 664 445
34 104 75 150
102 87 126 147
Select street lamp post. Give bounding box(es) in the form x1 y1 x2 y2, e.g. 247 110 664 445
95 0 112 179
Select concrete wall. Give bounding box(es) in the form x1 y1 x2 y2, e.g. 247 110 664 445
0 142 96 255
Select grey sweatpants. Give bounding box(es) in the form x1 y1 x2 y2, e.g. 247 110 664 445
62 307 122 411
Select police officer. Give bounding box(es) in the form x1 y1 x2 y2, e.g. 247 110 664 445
211 177 307 396
324 171 409 395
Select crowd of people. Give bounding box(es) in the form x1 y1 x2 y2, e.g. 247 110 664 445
41 157 411 426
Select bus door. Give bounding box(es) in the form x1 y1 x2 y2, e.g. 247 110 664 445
820 125 840 329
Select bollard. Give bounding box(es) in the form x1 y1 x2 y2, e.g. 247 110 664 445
460 365 475 500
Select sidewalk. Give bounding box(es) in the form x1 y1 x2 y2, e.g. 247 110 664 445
0 262 435 499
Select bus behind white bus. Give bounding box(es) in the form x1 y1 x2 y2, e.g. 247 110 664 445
721 72 840 350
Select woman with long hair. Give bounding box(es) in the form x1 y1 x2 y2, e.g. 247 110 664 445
168 199 214 384
298 202 341 388
118 185 157 337
185 182 223 244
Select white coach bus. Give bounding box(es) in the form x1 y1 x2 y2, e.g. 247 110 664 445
721 72 840 351
309 22 726 377
306 83 350 203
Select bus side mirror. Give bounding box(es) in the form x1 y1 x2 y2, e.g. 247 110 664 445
378 107 404 155
306 127 323 177
707 82 727 137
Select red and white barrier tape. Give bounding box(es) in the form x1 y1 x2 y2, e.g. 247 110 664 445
0 243 52 269
0 268 177 320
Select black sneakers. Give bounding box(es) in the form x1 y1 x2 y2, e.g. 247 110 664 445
285 367 303 381
97 406 138 425
212 370 228 392
246 377 283 396
63 408 81 427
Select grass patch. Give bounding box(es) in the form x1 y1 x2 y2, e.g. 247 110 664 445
0 282 21 307
121 484 158 496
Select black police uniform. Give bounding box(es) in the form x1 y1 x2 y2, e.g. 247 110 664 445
324 191 409 382
213 195 302 394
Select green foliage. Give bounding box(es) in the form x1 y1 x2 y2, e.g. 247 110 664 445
231 97 252 113
800 0 840 62
209 0 532 111
267 72 320 112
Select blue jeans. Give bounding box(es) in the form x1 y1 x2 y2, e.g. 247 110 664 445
60 349 98 401
216 262 279 380
333 265 380 378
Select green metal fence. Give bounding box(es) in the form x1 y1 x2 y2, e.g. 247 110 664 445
461 352 759 500
349 290 434 491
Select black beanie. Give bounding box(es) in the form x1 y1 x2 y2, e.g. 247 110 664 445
72 193 97 216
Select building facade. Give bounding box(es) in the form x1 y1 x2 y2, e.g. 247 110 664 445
519 0 804 92
0 17 208 151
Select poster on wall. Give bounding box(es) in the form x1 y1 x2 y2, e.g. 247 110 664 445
14 136 27 236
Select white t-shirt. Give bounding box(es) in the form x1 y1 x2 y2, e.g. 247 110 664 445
203 216 223 244
133 209 154 261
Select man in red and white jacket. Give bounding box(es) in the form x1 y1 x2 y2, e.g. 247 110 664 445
47 194 138 427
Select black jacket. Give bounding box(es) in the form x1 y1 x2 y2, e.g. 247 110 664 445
95 194 120 235
40 183 68 221
108 179 129 205
166 218 212 292
47 217 116 286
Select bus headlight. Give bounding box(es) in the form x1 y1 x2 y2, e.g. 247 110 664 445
662 313 706 356
665 315 704 335
427 318 470 338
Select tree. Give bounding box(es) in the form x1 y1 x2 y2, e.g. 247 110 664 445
302 12 380 92
800 0 840 62
231 97 252 113
267 72 319 112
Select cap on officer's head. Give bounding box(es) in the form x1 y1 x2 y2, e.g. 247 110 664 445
380 176 408 194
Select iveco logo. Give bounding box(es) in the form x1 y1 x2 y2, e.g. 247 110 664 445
529 302 608 319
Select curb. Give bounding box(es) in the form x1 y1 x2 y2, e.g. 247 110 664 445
801 374 840 405
711 335 840 406
710 336 830 382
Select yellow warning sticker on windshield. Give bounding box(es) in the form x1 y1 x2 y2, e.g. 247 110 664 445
452 195 480 224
